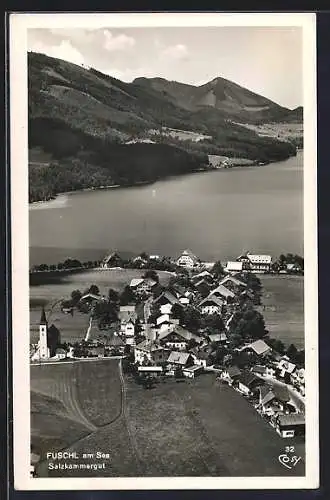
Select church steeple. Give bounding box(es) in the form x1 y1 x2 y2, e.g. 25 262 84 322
40 307 47 325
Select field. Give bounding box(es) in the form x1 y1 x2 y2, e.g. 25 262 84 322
32 361 304 478
30 268 172 343
260 275 304 349
31 359 124 476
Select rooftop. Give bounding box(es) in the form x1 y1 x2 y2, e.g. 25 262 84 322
167 351 191 365
210 284 236 299
277 414 305 427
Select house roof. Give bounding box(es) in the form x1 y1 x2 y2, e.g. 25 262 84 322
244 340 271 356
199 295 224 309
238 371 261 388
191 348 209 360
208 333 227 342
167 351 191 365
154 290 181 305
210 284 236 299
227 366 241 378
220 276 247 288
277 414 305 427
108 335 125 347
157 325 202 343
135 340 162 352
129 278 145 288
183 364 203 372
226 261 243 272
120 305 136 313
80 293 105 301
138 366 163 372
143 278 158 288
252 365 267 375
260 385 290 405
156 314 171 325
193 270 213 280
278 358 296 373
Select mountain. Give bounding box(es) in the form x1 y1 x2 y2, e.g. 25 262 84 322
28 52 300 202
133 76 300 124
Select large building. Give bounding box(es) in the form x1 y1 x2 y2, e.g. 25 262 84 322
176 249 200 269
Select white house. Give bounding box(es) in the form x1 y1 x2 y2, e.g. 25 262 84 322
237 252 272 273
176 249 200 269
277 357 297 378
225 261 244 273
119 305 137 344
198 295 224 315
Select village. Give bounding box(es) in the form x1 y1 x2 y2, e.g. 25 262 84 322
30 249 305 441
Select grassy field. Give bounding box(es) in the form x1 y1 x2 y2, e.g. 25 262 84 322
30 268 172 343
31 359 123 476
260 275 304 349
124 374 304 477
32 361 304 478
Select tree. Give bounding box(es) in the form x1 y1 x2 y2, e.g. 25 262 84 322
142 269 159 283
71 289 82 305
266 337 285 355
89 284 100 295
171 303 184 322
212 260 224 278
229 306 267 341
182 306 201 333
108 288 119 304
286 343 298 360
120 285 136 306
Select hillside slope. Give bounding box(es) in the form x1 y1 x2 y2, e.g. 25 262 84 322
28 52 300 202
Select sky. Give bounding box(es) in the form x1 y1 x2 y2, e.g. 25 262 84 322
28 26 302 109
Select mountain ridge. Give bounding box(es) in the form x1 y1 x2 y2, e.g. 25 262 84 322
28 51 301 202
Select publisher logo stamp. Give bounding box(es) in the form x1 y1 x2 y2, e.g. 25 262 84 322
278 446 302 470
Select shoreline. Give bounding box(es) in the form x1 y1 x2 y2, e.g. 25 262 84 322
29 150 300 207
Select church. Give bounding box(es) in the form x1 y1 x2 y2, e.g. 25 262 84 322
31 308 60 361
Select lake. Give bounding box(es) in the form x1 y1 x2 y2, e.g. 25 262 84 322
29 151 303 266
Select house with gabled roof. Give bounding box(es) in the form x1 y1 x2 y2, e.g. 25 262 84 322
220 365 242 384
119 305 137 342
208 332 227 344
199 295 224 315
167 350 193 367
237 252 272 273
258 385 293 416
157 325 202 351
176 249 200 269
238 371 263 395
134 339 170 365
242 339 272 357
209 284 236 303
277 356 297 378
219 275 247 295
275 413 305 438
153 290 181 307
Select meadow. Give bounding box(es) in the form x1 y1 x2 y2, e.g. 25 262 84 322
32 361 304 478
260 275 304 349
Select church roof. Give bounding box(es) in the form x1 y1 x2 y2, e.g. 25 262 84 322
40 307 47 325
